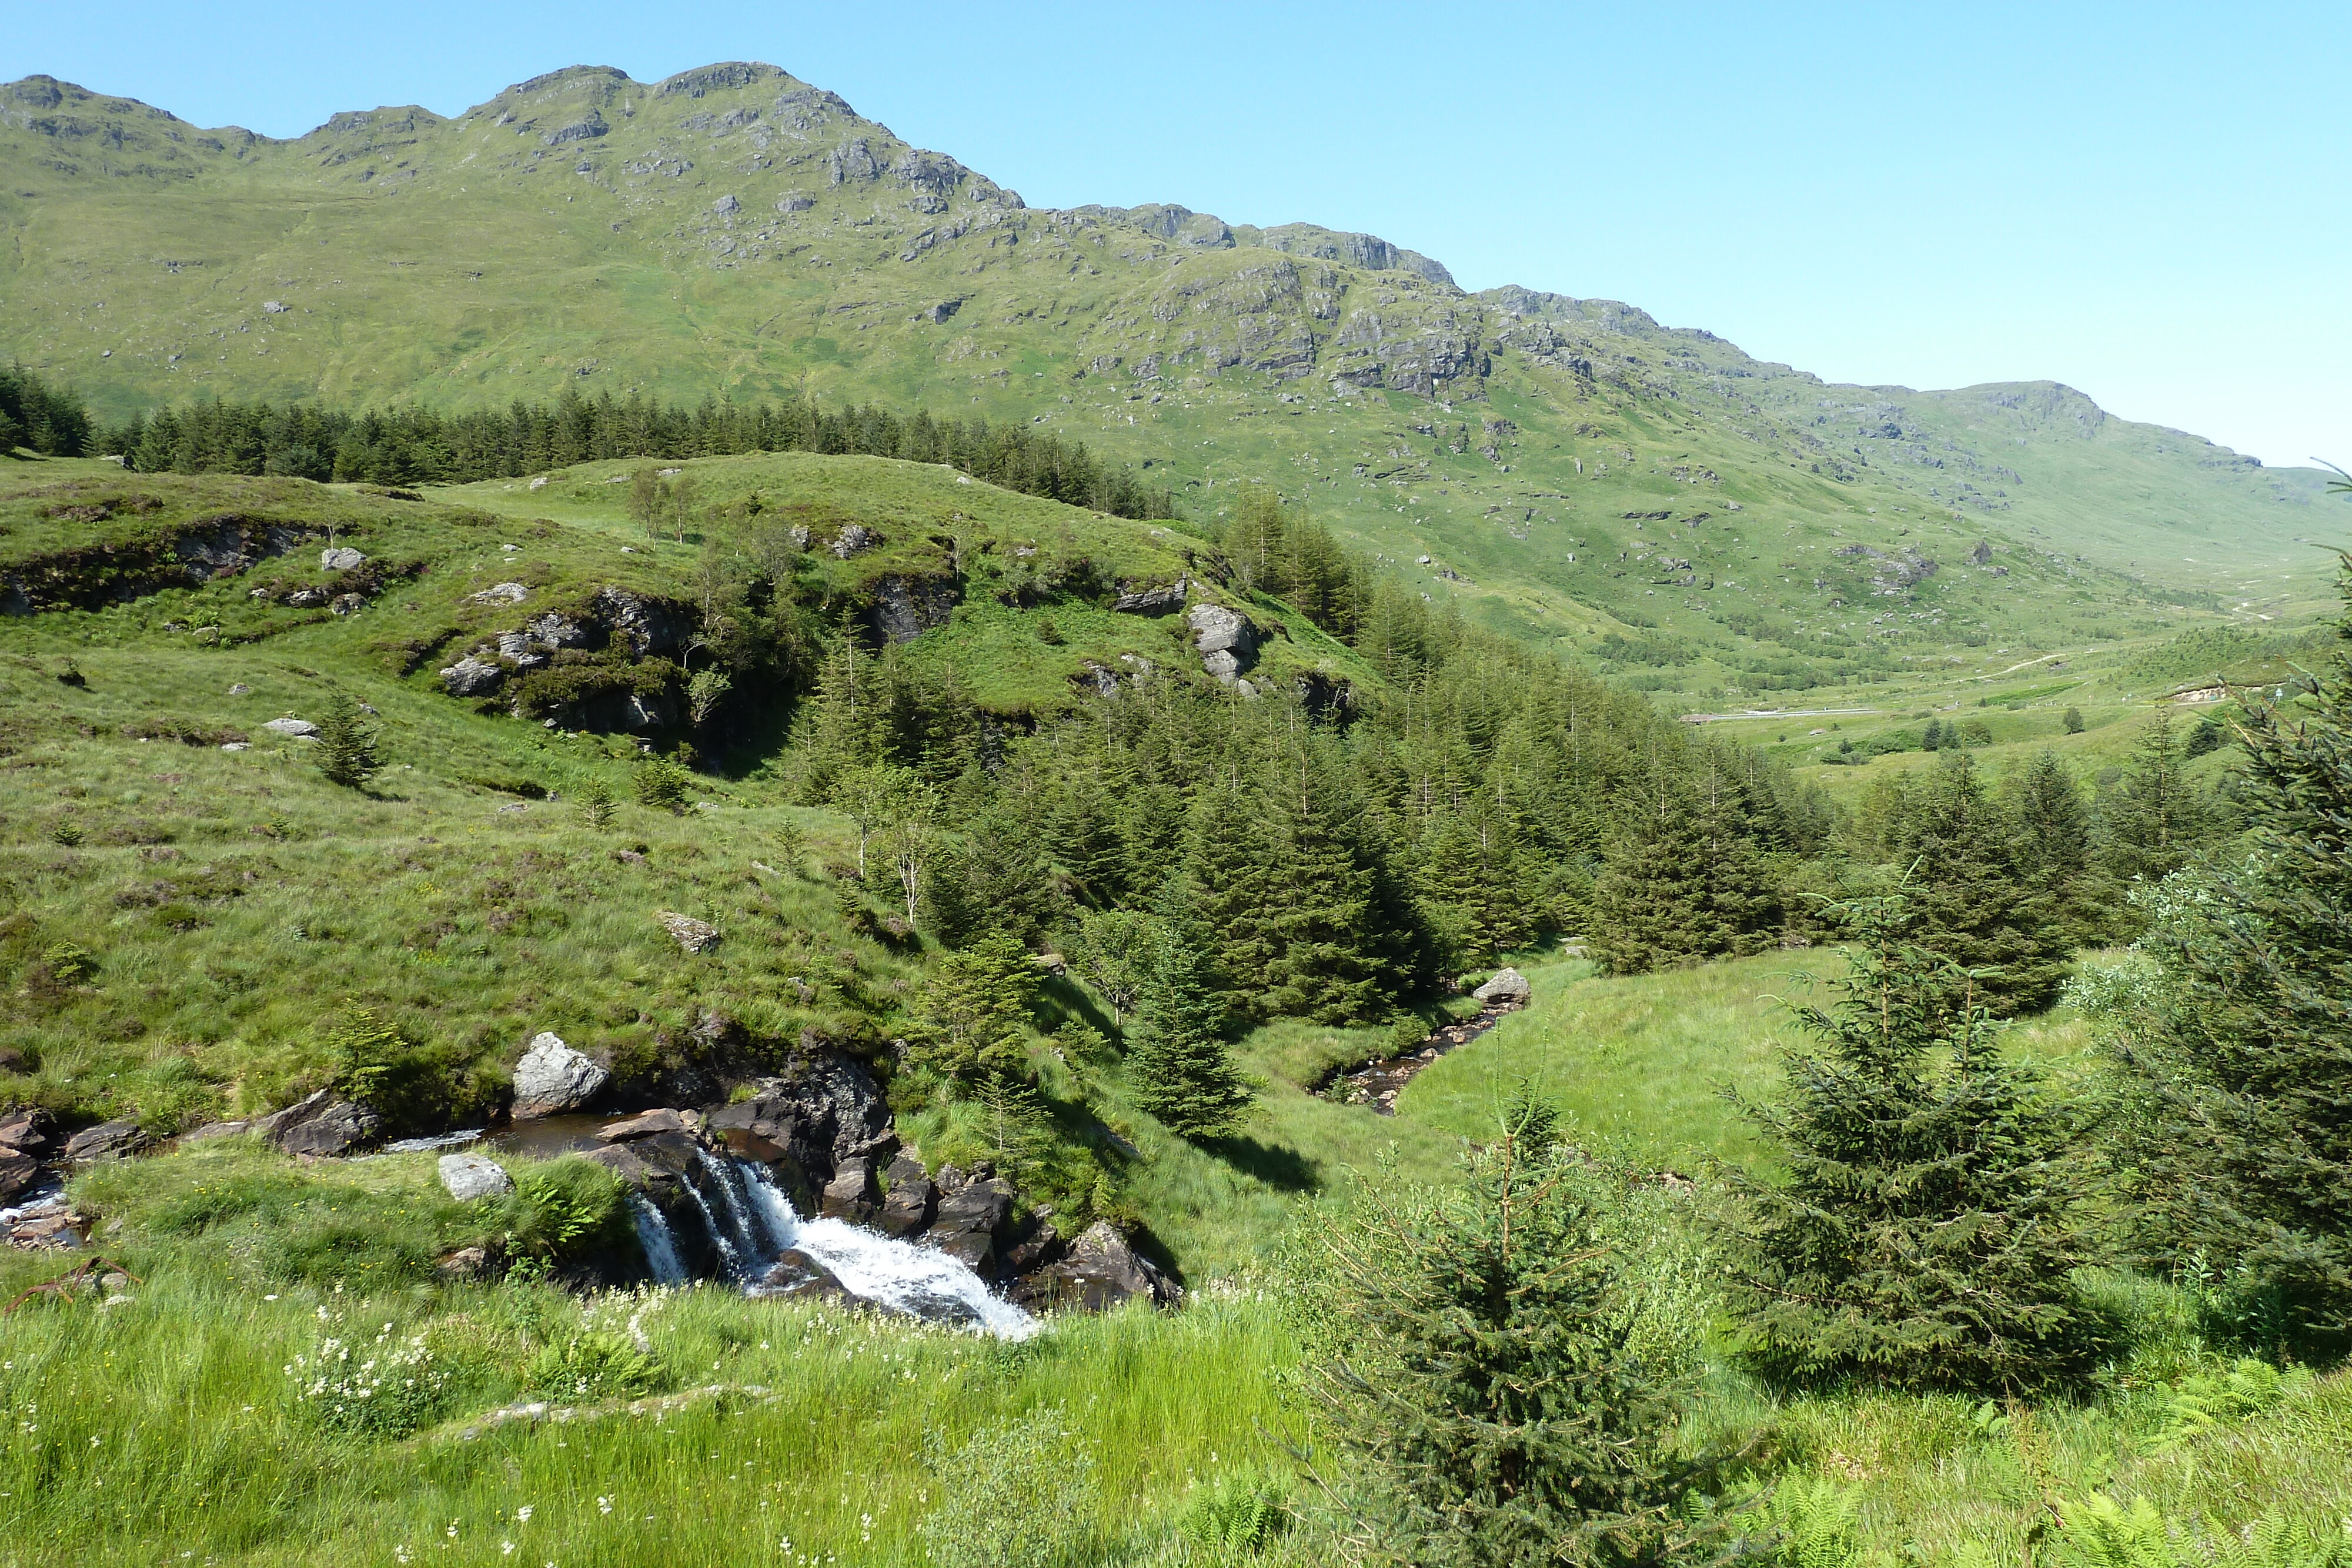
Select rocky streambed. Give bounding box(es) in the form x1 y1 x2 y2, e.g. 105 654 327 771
1324 968 1533 1114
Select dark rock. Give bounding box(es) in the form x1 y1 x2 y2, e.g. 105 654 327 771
597 1108 689 1142
179 1119 252 1142
870 574 958 642
1001 1220 1062 1276
1040 1221 1181 1310
0 1106 59 1157
63 1121 151 1165
756 1248 856 1305
271 1096 383 1157
877 1151 936 1236
0 1150 40 1205
580 1129 726 1277
589 587 690 657
926 1177 1015 1272
820 1156 878 1221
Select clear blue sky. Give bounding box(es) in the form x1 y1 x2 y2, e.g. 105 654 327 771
9 2 2344 469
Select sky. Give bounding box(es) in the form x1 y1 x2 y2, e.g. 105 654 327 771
9 1 2346 469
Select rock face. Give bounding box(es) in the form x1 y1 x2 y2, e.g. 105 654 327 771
1112 579 1188 616
819 1156 878 1222
439 1152 513 1201
1472 967 1532 1004
64 1121 152 1165
262 717 317 737
511 1032 610 1118
1039 1221 1182 1309
707 1055 894 1209
255 1090 383 1156
870 574 958 642
180 1119 251 1142
657 911 721 954
320 546 366 571
1187 603 1259 683
0 1149 41 1204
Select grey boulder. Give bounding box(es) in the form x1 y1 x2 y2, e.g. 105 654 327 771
510 1032 609 1118
258 1090 383 1156
820 1156 878 1222
440 656 506 697
1043 1221 1182 1310
262 717 318 738
64 1120 152 1165
1472 967 1532 1004
439 1152 514 1201
320 546 366 571
1112 579 1188 616
1187 603 1258 683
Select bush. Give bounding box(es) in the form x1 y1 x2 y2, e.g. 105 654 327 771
523 1330 669 1403
636 754 690 813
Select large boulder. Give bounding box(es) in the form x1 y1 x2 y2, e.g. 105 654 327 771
64 1121 152 1166
1472 967 1532 1004
926 1177 1015 1273
439 1152 513 1201
320 546 366 571
1041 1221 1182 1310
261 717 318 738
1112 579 1188 616
756 1248 857 1306
511 1032 609 1118
597 1108 689 1142
0 1150 41 1205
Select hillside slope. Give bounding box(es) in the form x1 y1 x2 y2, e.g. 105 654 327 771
2 64 2336 697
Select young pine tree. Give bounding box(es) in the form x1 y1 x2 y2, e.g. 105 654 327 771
313 691 381 790
1128 917 1252 1138
1726 895 2107 1392
913 930 1037 1085
1591 747 1775 975
2125 556 2352 1352
2101 707 2211 883
1312 1121 1723 1567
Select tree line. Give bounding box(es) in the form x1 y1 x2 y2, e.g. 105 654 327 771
95 384 1177 520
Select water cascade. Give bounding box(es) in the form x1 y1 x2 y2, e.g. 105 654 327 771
633 1152 1037 1340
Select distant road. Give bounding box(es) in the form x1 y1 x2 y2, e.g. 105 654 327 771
1679 707 1885 724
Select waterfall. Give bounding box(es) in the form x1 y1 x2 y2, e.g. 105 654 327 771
723 1157 1038 1340
629 1194 687 1285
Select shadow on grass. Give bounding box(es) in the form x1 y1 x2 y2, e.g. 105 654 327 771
1198 1134 1320 1194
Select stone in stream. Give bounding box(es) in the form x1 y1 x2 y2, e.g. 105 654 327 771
757 1248 858 1306
597 1108 689 1142
510 1032 609 1118
876 1151 936 1236
926 1177 1014 1272
0 1150 39 1205
820 1156 878 1222
0 1106 59 1158
439 1152 513 1201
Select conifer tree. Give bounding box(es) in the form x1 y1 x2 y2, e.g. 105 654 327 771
1894 751 2072 1014
913 931 1037 1085
1591 744 1775 974
2125 556 2352 1351
1314 1121 1723 1566
1181 770 1275 1019
313 691 381 790
2003 749 2106 945
1262 747 1385 1022
2102 707 2210 882
1128 917 1252 1138
1726 895 2107 1392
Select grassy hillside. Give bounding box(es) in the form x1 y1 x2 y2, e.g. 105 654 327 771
4 65 2339 707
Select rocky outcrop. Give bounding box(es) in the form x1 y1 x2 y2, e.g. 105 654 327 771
876 1150 936 1236
320 546 366 571
707 1054 894 1208
1112 579 1188 616
1187 603 1258 683
1 516 319 617
511 1032 610 1118
439 655 505 696
870 574 958 642
926 1176 1014 1271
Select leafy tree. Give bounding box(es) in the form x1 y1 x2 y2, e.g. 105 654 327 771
668 470 699 544
1071 907 1157 1021
685 666 731 728
1312 1123 1724 1567
1128 917 1252 1138
2064 707 2087 734
313 691 382 790
626 465 662 546
832 761 913 880
2123 557 2352 1352
1725 895 2108 1392
882 774 940 926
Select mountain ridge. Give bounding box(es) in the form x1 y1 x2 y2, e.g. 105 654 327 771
2 59 2333 698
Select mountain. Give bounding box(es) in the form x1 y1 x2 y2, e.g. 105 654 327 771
3 63 2334 697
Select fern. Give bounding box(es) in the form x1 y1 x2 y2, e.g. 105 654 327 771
1178 1465 1288 1559
2052 1495 2351 1568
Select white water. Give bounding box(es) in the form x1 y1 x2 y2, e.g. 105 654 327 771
629 1194 688 1285
636 1155 1037 1340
